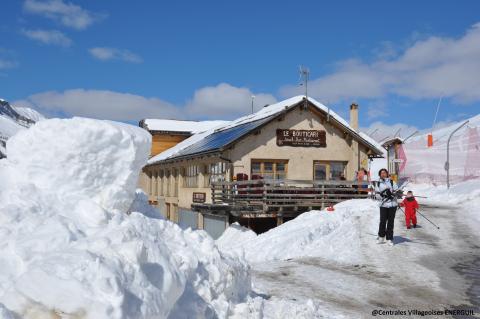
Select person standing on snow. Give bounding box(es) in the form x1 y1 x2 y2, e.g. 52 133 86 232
400 191 419 229
374 168 399 246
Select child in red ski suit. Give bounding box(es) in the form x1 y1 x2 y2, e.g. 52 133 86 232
400 191 419 229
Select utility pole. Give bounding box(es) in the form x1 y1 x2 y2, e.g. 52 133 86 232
445 120 469 188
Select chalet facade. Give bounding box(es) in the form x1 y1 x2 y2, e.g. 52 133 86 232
138 96 383 238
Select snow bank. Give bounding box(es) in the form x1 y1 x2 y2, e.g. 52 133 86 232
0 118 250 318
4 118 150 213
232 297 323 319
216 222 257 252
217 199 379 264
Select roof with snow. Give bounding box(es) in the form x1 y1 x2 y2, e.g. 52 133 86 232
141 119 229 134
147 96 384 165
382 137 404 147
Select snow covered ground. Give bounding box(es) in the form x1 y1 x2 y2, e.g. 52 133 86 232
219 182 480 318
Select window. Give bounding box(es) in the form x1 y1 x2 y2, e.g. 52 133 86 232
251 160 288 181
208 162 227 186
313 161 347 181
314 163 327 181
330 162 346 180
185 165 199 188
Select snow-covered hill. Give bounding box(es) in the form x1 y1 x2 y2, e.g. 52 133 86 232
0 98 44 157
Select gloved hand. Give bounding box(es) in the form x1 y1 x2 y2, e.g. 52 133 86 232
380 188 393 199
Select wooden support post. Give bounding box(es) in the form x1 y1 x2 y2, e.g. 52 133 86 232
276 215 283 226
198 212 204 230
321 184 325 209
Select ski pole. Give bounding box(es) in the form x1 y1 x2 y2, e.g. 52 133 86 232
400 194 428 198
397 205 406 217
416 209 440 229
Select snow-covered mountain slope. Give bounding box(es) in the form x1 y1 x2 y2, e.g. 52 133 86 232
12 105 45 122
0 98 44 157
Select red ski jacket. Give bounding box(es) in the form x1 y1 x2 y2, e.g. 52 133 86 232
400 198 419 214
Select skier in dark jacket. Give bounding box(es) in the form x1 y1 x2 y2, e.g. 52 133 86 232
374 168 399 246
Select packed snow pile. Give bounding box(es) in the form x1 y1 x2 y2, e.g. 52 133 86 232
0 98 44 158
0 118 250 319
216 222 257 252
217 199 379 264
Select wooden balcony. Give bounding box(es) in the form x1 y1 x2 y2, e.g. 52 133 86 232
192 179 372 218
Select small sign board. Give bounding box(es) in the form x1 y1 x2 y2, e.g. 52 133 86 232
193 192 206 203
276 129 326 147
392 159 404 163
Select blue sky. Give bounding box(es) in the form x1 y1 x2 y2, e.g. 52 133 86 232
1 0 479 138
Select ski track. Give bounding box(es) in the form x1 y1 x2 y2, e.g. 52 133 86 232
251 206 480 318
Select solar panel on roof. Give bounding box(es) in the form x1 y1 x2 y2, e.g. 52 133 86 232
173 115 275 158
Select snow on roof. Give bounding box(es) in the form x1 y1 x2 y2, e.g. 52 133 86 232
216 95 356 136
359 132 387 156
147 124 226 164
147 96 384 164
381 137 404 147
143 119 229 133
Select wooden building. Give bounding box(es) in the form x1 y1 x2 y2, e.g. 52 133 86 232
139 119 228 157
138 96 383 238
382 137 404 182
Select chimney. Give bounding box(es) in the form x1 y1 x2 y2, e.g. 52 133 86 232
350 103 359 131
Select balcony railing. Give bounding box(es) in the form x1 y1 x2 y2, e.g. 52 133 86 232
210 179 371 212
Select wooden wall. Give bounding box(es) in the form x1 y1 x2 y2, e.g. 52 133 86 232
151 133 190 157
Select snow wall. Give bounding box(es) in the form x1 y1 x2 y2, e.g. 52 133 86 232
0 117 250 319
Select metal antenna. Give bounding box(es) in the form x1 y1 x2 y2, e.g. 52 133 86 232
251 95 255 114
299 65 310 109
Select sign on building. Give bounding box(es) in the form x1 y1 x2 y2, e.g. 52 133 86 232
276 129 327 147
193 192 206 203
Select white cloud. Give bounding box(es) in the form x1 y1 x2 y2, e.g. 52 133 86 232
281 60 386 102
23 0 105 30
0 59 18 69
89 47 143 63
366 101 388 120
0 48 18 69
15 89 179 121
14 84 278 122
186 83 277 119
280 22 480 104
21 29 72 47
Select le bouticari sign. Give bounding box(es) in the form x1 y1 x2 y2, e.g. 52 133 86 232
276 129 326 147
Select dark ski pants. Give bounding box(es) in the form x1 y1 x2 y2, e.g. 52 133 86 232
378 206 396 240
